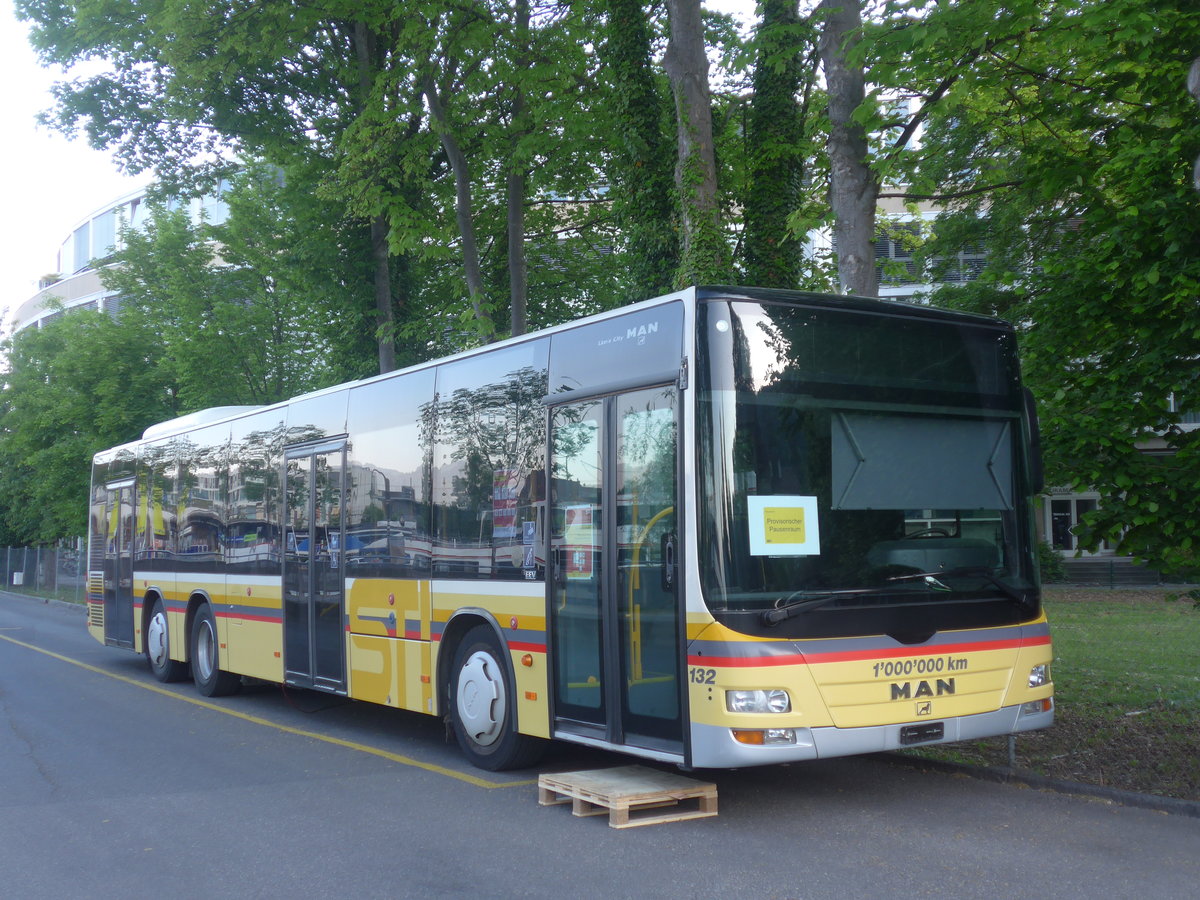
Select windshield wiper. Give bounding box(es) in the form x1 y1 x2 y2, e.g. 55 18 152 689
761 587 893 627
762 568 1033 627
887 566 1030 605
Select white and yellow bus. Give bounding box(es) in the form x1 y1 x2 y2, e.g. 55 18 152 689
87 286 1053 770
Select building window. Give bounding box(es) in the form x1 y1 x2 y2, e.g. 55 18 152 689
1167 393 1200 426
875 224 922 285
91 209 119 261
832 221 989 288
930 243 987 284
72 221 91 273
1047 494 1110 555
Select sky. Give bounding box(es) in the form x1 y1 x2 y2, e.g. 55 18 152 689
1 7 150 333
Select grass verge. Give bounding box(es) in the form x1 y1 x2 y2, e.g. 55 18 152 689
903 586 1200 801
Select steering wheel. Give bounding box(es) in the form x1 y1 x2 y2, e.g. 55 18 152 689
903 527 951 539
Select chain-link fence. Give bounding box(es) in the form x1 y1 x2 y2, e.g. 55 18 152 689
0 543 86 605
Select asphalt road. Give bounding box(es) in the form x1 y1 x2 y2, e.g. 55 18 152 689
2 592 1196 900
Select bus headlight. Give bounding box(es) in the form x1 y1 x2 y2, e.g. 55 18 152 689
726 689 791 714
1028 664 1049 688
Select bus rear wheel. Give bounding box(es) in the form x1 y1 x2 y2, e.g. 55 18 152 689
190 604 242 697
146 598 187 683
449 625 543 771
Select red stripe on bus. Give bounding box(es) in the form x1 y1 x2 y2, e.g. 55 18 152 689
688 635 1051 668
215 611 282 624
508 641 546 653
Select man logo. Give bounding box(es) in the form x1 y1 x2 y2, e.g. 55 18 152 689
890 678 956 701
627 321 659 345
916 701 932 716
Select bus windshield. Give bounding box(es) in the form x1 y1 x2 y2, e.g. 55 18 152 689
696 297 1040 638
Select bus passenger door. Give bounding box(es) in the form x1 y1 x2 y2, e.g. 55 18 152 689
283 442 347 694
103 480 136 649
549 385 683 757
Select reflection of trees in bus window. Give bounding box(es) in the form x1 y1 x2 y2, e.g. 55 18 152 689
229 416 284 574
177 425 230 567
285 390 348 446
433 343 549 580
138 440 179 566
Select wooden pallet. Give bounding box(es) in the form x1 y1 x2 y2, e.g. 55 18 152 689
538 765 718 829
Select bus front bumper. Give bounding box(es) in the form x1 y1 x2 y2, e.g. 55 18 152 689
689 701 1054 768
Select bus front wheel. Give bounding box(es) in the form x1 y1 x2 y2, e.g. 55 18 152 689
449 625 543 771
189 604 242 697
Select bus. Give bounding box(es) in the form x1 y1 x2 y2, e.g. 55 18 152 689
86 285 1053 770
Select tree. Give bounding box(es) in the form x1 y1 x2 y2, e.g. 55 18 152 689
0 310 177 543
101 175 355 409
599 0 680 298
18 0 419 373
818 0 878 296
664 0 730 286
743 0 819 288
879 0 1200 571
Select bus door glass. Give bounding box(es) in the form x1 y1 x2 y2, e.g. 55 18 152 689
283 442 347 693
103 480 136 648
549 385 682 754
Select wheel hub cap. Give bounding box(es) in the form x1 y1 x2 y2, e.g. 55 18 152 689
147 613 168 666
457 651 505 747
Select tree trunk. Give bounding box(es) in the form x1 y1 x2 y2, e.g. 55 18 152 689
369 214 396 373
354 22 397 372
602 0 679 298
818 0 878 297
423 73 496 341
506 162 527 338
744 0 810 288
507 0 531 337
663 0 728 287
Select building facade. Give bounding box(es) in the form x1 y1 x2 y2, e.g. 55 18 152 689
9 185 229 335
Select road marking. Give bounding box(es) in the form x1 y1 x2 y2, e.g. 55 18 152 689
0 632 536 790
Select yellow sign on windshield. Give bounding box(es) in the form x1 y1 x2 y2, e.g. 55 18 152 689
748 496 821 556
763 507 807 544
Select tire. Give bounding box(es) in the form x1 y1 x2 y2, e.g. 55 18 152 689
449 624 544 771
145 598 187 683
189 603 242 697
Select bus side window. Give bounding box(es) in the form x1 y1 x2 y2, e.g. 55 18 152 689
432 343 549 581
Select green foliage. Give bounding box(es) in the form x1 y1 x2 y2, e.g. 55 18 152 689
880 0 1200 572
0 167 383 542
599 0 680 299
14 0 1200 575
742 0 819 288
0 310 177 543
101 170 368 408
1037 540 1066 584
1165 589 1200 611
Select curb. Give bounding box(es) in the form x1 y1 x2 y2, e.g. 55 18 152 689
0 589 87 613
882 751 1200 819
